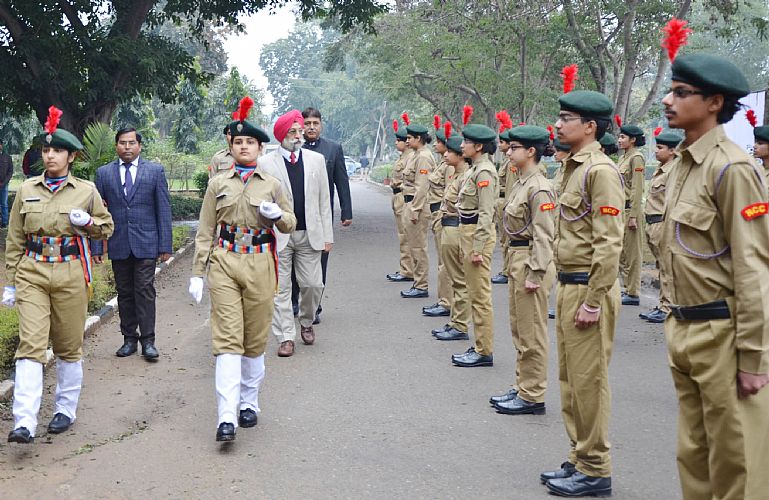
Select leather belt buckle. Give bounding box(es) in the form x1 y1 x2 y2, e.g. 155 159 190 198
669 307 685 320
236 231 252 246
42 244 60 257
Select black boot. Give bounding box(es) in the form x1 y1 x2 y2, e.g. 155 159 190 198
216 422 236 442
7 427 34 444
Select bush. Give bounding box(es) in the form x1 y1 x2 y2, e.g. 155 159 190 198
170 194 203 220
370 163 393 184
172 225 190 251
0 308 19 379
192 169 208 198
88 264 116 313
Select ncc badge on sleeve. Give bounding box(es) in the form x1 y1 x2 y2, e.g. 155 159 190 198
419 169 428 175
741 202 769 221
477 180 490 188
600 206 620 216
634 167 644 172
540 202 555 212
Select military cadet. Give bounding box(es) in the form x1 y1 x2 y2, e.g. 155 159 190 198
660 53 769 500
433 133 472 341
492 130 512 285
422 123 454 317
752 125 769 179
189 98 296 442
599 132 618 157
386 120 415 283
209 124 234 178
540 90 624 497
5 107 115 443
638 130 681 324
400 120 436 298
616 123 646 306
451 124 499 367
490 126 556 415
551 138 571 196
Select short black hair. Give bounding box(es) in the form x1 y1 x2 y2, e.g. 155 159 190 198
408 132 432 145
714 95 742 124
580 117 610 141
519 140 555 162
115 127 142 144
602 143 618 155
634 135 646 147
302 107 322 121
481 141 497 155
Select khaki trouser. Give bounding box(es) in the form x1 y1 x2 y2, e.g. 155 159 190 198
392 193 414 278
440 225 469 333
507 248 555 403
665 310 769 500
645 221 669 311
15 258 89 364
460 223 495 356
208 246 276 357
495 198 509 276
555 278 620 477
620 213 643 296
431 210 452 308
403 203 430 290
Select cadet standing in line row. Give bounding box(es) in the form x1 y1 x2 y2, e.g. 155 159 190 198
599 132 618 157
209 124 234 178
386 120 415 283
6 107 115 443
491 127 512 285
752 124 769 179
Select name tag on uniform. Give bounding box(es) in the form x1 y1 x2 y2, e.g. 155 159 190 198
477 180 489 188
741 202 769 220
600 206 620 216
23 197 41 202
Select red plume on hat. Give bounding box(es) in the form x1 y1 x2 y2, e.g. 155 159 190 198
401 112 411 126
392 119 399 132
518 122 526 126
561 64 578 94
746 109 758 128
661 18 692 63
496 110 513 133
654 127 663 137
44 106 63 135
433 115 441 130
614 115 622 128
547 125 555 141
444 122 452 139
462 105 473 126
231 111 239 120
237 96 254 122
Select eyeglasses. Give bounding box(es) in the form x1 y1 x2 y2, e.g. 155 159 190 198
508 145 528 150
666 88 704 99
557 114 582 123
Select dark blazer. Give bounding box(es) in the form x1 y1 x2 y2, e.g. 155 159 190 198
303 137 352 221
93 157 172 259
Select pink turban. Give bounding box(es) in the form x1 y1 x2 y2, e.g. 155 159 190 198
273 110 304 143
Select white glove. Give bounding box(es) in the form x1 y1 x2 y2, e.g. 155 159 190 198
2 286 16 307
69 208 92 227
188 277 204 304
259 201 283 220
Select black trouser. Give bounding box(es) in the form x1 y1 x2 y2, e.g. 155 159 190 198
112 256 157 344
292 250 328 313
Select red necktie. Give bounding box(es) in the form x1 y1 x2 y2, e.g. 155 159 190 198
290 151 296 164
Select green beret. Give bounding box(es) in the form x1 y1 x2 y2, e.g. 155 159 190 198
508 125 550 145
435 129 446 142
445 134 464 154
599 132 617 147
41 129 83 152
395 130 408 140
406 124 429 136
462 124 496 143
671 54 750 98
559 90 613 120
229 120 270 143
553 138 571 152
619 125 644 138
754 126 769 143
498 130 511 142
655 131 682 148
223 124 230 135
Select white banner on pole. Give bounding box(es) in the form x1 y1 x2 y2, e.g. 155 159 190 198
724 90 766 154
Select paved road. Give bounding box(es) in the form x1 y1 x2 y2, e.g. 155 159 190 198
0 180 681 499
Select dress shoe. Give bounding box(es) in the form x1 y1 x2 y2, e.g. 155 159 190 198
491 273 509 284
548 308 556 319
423 305 450 317
141 342 159 360
638 307 656 320
238 409 258 428
545 471 612 497
435 328 469 341
432 324 451 336
646 308 668 323
7 427 33 444
387 272 414 282
300 326 315 345
621 292 640 306
278 340 295 357
422 302 439 312
540 462 577 484
452 350 493 367
400 287 428 298
312 312 321 325
47 413 73 434
216 422 236 442
115 341 138 357
292 303 299 317
489 388 518 405
452 346 475 361
494 396 545 415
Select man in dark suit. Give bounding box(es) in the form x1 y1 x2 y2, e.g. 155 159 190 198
93 128 172 360
293 107 353 323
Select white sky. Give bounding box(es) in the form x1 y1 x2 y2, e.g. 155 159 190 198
222 5 297 114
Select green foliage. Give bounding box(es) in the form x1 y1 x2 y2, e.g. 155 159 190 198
173 78 205 154
370 164 393 184
172 225 191 251
170 195 203 220
73 122 117 180
0 110 39 155
113 94 158 144
0 308 19 379
193 170 209 197
89 264 116 314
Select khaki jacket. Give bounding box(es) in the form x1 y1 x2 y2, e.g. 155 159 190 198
458 155 498 253
428 160 455 205
441 163 469 217
644 158 675 217
402 146 436 216
209 148 234 178
498 158 509 200
391 148 413 191
618 148 645 220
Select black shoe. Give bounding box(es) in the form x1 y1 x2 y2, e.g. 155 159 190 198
141 342 159 360
313 312 321 325
432 324 451 336
434 328 469 341
638 307 656 320
423 305 450 317
548 308 556 319
238 409 258 428
7 427 33 444
494 396 545 415
116 341 138 357
422 302 439 312
452 350 493 367
540 462 577 484
491 273 509 284
216 422 236 442
546 471 612 497
621 292 640 306
646 308 668 323
387 272 414 282
47 413 72 434
489 388 518 406
292 303 299 316
452 346 475 361
400 287 428 298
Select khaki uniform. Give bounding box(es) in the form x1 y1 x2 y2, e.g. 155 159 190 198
457 155 498 356
618 148 645 296
643 158 675 312
391 148 415 278
503 169 556 403
440 163 471 333
494 159 514 276
6 175 114 364
659 126 769 500
401 146 436 290
428 159 455 308
192 169 296 357
209 148 234 178
554 141 624 477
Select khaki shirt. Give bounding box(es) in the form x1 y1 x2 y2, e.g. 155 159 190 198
391 148 414 191
402 146 436 214
498 158 509 200
441 163 469 217
552 163 564 197
209 148 234 178
192 168 297 276
457 155 498 253
428 160 455 205
618 148 645 219
554 141 625 307
644 158 675 217
503 169 556 283
5 174 115 285
660 125 769 373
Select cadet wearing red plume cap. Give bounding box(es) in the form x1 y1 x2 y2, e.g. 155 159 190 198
386 119 415 282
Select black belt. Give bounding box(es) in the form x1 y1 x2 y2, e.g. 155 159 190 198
499 192 506 198
460 214 479 224
625 201 632 209
392 187 402 194
429 202 441 213
25 240 79 257
669 300 730 321
557 272 590 285
509 239 530 247
441 216 459 227
219 227 275 246
645 214 663 224
404 195 414 203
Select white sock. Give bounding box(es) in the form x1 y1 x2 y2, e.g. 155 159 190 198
239 354 265 413
215 353 242 427
12 359 43 437
54 358 83 422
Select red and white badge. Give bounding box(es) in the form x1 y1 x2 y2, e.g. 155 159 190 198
600 206 620 216
540 203 555 212
477 180 490 188
741 202 769 221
